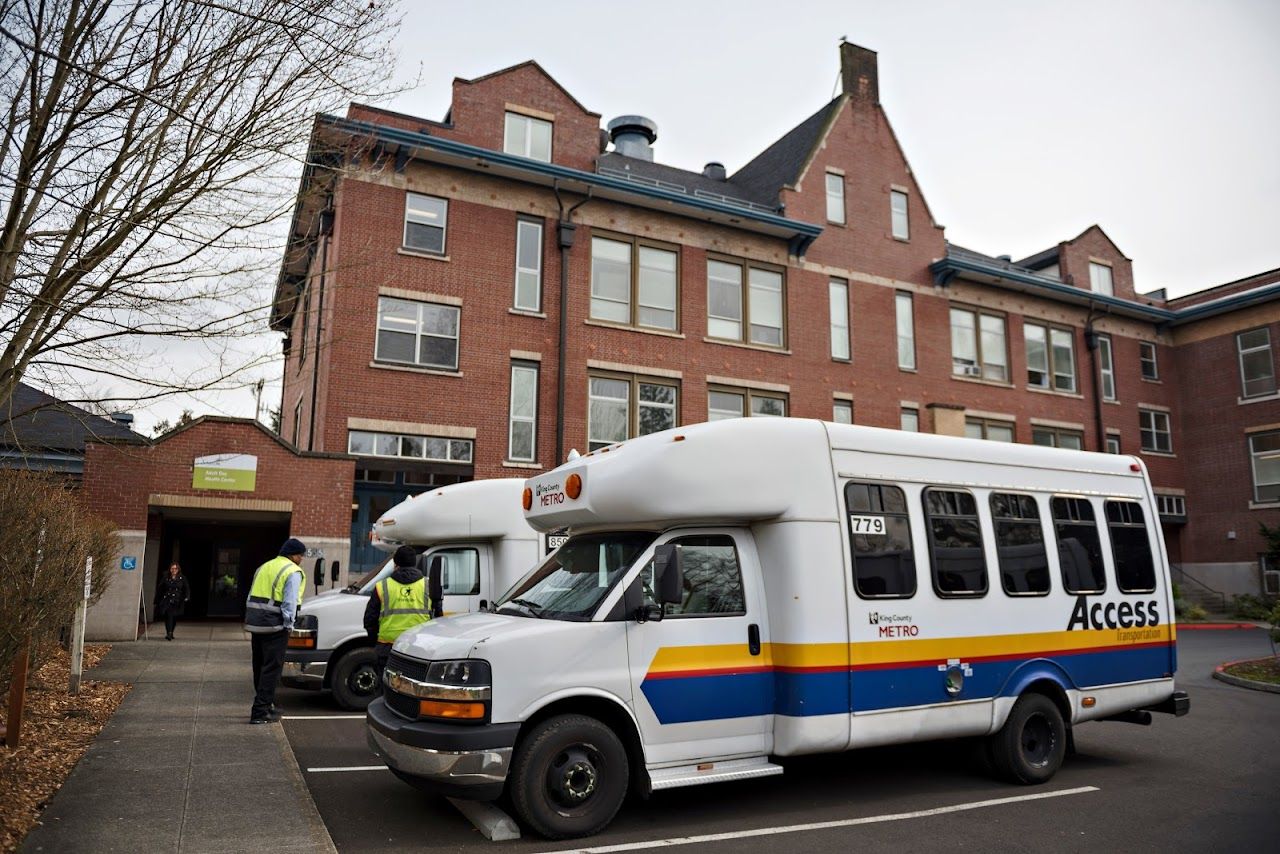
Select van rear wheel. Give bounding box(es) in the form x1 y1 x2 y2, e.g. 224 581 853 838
509 714 629 839
989 693 1066 784
330 647 380 710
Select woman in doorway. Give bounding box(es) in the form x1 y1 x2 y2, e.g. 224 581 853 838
155 563 191 640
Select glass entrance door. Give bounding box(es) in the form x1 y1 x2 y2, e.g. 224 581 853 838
207 547 242 617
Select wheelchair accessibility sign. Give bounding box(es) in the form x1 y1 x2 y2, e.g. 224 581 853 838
121 556 137 571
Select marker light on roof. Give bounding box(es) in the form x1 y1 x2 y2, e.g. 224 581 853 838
1130 463 1141 472
673 435 685 442
522 487 532 510
566 474 582 500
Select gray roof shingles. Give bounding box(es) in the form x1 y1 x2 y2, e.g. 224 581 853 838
1 382 146 454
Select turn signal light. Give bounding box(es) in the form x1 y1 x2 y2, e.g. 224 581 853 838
566 473 582 500
287 636 315 649
522 487 532 510
1082 696 1096 708
419 700 485 720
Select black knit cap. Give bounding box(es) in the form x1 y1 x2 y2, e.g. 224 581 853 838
279 537 307 557
393 545 417 567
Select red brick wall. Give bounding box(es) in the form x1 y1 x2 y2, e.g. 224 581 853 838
1057 227 1140 301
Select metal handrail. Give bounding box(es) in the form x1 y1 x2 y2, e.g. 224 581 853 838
1173 567 1228 612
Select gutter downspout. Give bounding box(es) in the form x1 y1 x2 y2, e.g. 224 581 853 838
307 207 335 451
1084 303 1107 452
552 181 592 464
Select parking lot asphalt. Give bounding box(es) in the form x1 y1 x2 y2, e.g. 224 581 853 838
276 628 1280 853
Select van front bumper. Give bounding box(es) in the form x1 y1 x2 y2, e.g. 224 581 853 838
366 697 519 800
281 652 328 690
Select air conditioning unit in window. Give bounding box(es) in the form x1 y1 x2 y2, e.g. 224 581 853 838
959 365 982 378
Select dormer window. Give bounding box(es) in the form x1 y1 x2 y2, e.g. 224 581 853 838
504 111 552 162
1089 261 1114 296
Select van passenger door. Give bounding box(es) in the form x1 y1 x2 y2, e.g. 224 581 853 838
625 529 771 766
425 544 490 616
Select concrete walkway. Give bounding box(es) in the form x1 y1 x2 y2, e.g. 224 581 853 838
22 624 336 854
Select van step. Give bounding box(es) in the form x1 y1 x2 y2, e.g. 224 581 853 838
648 756 783 791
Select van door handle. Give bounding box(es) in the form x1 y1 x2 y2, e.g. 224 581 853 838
747 624 761 656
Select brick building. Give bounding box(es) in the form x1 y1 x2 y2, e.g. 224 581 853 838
272 41 1280 597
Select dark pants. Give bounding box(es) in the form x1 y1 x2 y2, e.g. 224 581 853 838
164 613 177 637
375 642 392 678
250 630 287 719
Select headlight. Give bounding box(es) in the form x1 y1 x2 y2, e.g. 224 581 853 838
427 659 491 686
288 614 318 649
384 659 492 722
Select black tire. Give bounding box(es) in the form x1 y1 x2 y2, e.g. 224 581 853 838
989 693 1067 784
330 646 381 710
508 714 629 839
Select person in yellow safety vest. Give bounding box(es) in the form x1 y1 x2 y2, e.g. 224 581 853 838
363 545 432 676
245 538 307 723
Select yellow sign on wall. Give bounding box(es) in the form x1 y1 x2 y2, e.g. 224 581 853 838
193 453 258 492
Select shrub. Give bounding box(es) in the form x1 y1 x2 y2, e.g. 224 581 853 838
1184 604 1208 622
1232 593 1278 621
0 472 116 694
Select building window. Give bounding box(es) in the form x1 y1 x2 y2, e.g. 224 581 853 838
707 258 785 348
1097 334 1116 401
508 363 538 462
1032 426 1083 450
1237 327 1277 398
513 219 543 312
1106 501 1156 593
707 386 786 421
1155 494 1186 518
1249 431 1280 503
1139 409 1172 453
923 488 987 596
900 407 919 432
348 430 473 464
965 418 1014 442
1105 434 1121 454
1139 341 1159 380
1051 497 1106 594
833 400 853 424
830 279 850 360
403 192 447 255
890 190 909 240
846 481 916 599
292 398 302 445
826 172 846 224
895 292 915 370
991 493 1050 595
1025 323 1076 392
503 111 552 162
951 306 1007 381
587 373 677 451
1089 262 1114 296
375 297 459 371
590 236 678 331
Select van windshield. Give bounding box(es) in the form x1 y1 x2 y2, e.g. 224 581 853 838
352 560 395 595
495 532 655 621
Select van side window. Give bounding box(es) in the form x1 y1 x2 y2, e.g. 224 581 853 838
641 535 746 617
845 482 916 599
990 493 1050 596
923 489 988 596
436 548 481 596
1105 501 1157 593
1051 497 1106 593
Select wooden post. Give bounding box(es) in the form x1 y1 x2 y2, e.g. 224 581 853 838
3 639 30 748
69 556 92 694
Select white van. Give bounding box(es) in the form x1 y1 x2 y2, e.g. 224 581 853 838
284 478 552 709
366 419 1188 838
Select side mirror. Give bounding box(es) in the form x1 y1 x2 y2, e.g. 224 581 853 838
313 558 325 590
329 560 340 583
653 543 683 606
428 555 445 618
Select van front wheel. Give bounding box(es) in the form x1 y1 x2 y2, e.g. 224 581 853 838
330 647 380 710
509 714 629 839
989 693 1066 784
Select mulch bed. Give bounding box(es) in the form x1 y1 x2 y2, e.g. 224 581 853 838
0 644 131 853
1223 656 1280 685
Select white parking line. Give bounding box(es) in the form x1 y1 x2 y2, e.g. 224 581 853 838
535 786 1101 854
281 714 366 720
306 765 389 773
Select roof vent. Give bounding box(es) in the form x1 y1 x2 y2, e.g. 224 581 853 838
996 255 1012 263
607 115 658 162
109 412 134 427
702 162 726 181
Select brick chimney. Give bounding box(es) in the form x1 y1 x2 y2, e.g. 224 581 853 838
839 40 879 104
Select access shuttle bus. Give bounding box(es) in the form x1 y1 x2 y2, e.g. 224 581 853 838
284 478 553 709
366 419 1189 838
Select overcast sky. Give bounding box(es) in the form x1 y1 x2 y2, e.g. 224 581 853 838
132 0 1280 432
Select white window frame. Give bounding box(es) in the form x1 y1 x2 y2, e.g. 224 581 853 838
830 279 850 360
1251 431 1280 503
1026 322 1077 393
1089 262 1114 296
1139 409 1172 454
1140 341 1159 380
1032 426 1083 450
833 399 853 424
508 363 538 462
950 305 1007 381
825 172 846 224
374 297 460 371
890 190 909 240
1098 334 1116 401
895 292 915 370
1237 327 1277 399
503 111 552 162
403 192 448 255
1155 494 1186 517
900 407 919 432
346 430 473 464
513 219 543 312
1105 434 1121 454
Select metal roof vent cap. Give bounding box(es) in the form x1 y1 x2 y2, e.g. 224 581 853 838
608 115 658 162
109 412 134 426
702 162 726 181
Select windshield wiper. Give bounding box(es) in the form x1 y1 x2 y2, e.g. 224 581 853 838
499 597 544 618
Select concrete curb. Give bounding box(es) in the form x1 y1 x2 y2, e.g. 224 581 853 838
1177 622 1263 631
1213 658 1280 694
273 722 341 853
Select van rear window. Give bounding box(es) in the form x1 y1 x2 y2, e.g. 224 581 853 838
1106 501 1157 593
991 493 1050 596
1052 497 1107 594
845 482 916 599
923 489 988 596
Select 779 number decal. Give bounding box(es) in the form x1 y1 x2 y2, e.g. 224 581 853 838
849 514 886 535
